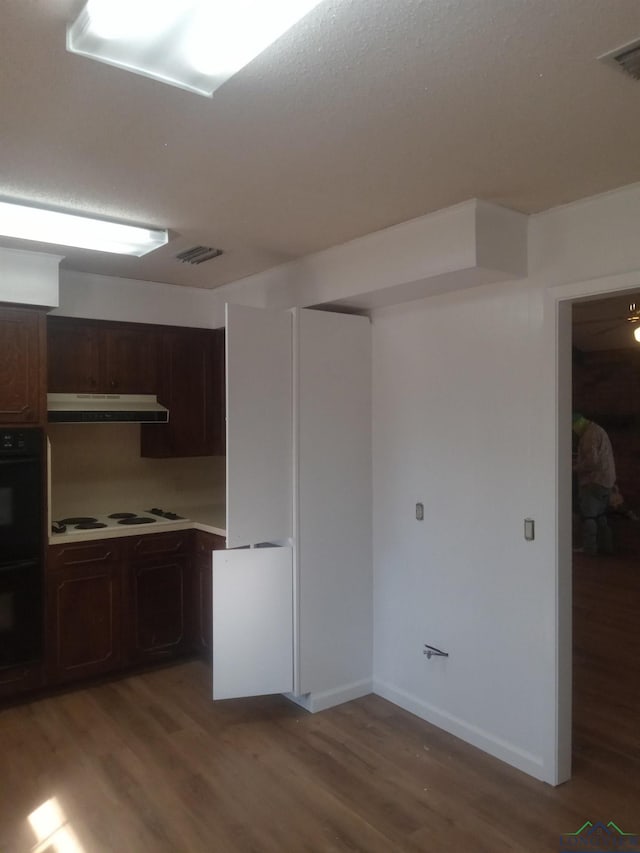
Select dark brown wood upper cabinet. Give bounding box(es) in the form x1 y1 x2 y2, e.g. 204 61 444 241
0 305 46 425
47 318 102 393
47 317 159 394
47 316 224 458
104 324 159 394
141 327 225 458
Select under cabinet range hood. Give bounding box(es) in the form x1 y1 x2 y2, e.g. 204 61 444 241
47 393 169 424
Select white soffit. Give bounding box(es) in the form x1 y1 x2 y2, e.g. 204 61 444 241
0 247 62 307
280 201 528 311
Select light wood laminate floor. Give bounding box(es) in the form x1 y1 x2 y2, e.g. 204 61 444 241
1 554 639 852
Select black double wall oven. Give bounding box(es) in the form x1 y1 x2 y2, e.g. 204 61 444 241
0 428 43 670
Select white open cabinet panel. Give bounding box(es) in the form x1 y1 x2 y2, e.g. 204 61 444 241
225 303 292 548
216 304 372 706
212 547 293 700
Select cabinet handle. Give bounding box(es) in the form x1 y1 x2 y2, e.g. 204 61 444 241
56 551 114 566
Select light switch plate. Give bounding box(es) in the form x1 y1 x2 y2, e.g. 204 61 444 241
524 518 535 541
416 502 424 521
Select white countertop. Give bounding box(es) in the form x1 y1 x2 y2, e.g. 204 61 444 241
49 503 227 545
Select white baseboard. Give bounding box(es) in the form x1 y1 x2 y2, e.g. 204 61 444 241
285 678 373 713
373 678 546 782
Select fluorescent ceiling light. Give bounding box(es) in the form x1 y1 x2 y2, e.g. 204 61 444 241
67 0 323 97
0 201 168 256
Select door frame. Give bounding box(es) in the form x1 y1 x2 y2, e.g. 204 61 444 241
549 268 640 784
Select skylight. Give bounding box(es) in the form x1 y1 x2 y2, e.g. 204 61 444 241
67 0 323 97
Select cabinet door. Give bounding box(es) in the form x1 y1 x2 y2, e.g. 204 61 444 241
225 305 292 547
140 328 223 458
47 564 123 683
105 325 159 394
47 540 123 684
47 318 102 393
128 557 191 663
0 306 44 424
212 546 293 700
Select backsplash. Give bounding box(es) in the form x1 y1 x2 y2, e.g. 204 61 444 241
48 423 225 519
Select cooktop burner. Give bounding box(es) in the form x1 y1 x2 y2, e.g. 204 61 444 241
147 508 184 520
51 508 186 535
117 516 156 525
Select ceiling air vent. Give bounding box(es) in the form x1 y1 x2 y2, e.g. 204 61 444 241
175 246 224 265
599 38 640 81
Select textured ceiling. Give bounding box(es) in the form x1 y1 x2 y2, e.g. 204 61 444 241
1 0 640 289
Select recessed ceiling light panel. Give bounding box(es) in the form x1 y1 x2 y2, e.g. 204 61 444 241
67 0 323 97
0 200 168 256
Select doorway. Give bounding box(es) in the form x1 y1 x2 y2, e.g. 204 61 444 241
570 291 640 784
554 274 640 785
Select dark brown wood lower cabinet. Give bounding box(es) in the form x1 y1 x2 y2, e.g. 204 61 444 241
193 531 225 660
126 531 192 664
43 530 218 692
47 541 123 684
128 556 191 664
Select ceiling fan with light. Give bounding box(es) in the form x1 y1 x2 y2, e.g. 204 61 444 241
573 298 640 347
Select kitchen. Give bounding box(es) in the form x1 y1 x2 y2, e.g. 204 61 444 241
3 0 640 849
0 255 372 711
0 297 226 695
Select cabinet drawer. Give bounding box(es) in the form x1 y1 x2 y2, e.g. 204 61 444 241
49 540 122 571
127 531 189 562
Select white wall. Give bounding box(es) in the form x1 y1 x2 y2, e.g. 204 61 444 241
371 278 552 779
368 184 640 784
